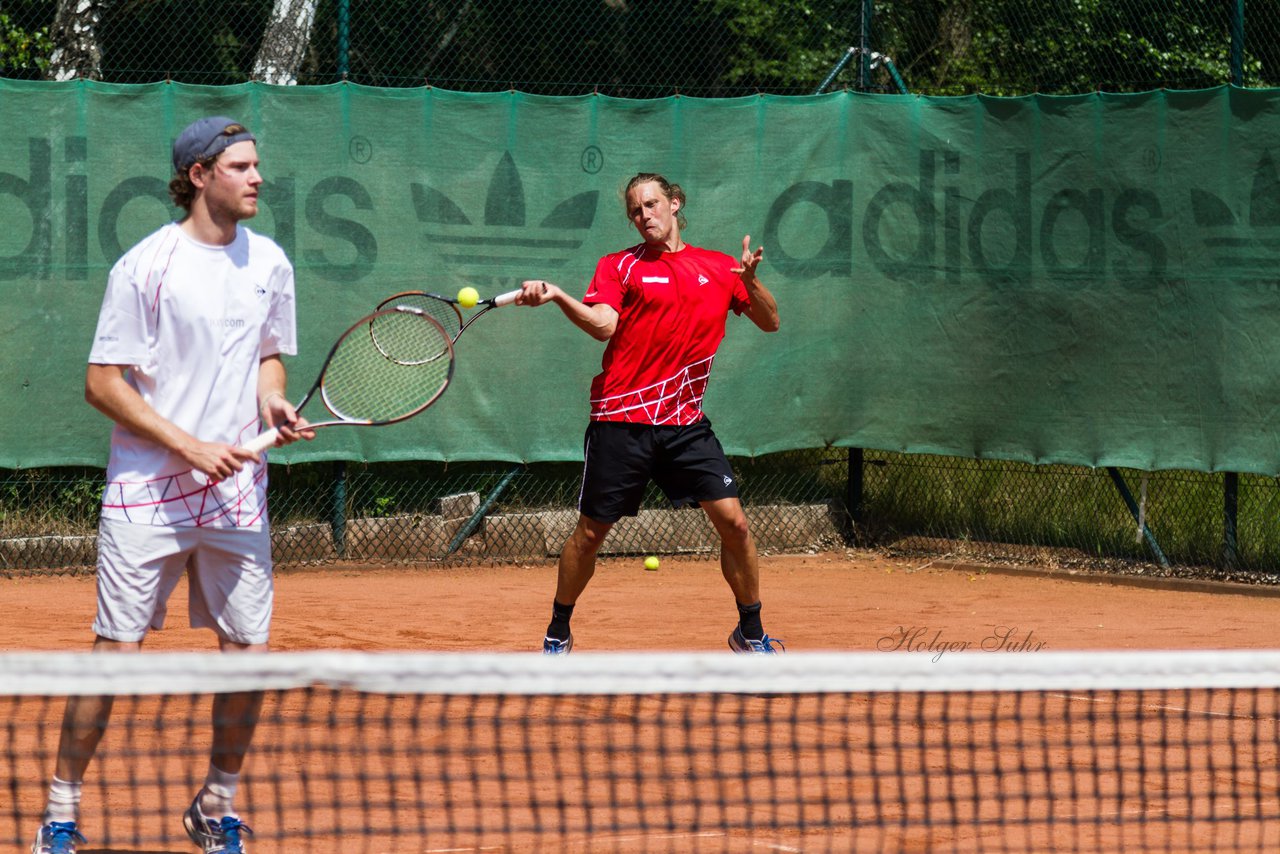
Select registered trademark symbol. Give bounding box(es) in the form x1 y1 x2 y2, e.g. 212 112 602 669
1141 147 1161 171
581 145 603 174
349 136 373 164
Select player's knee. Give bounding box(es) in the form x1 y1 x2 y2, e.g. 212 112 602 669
719 514 752 547
569 519 611 553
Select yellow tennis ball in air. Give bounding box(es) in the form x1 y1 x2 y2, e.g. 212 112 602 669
457 286 479 308
644 555 660 571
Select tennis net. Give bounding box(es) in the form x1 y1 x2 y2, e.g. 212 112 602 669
3 649 1279 853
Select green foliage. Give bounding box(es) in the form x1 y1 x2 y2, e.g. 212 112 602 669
874 0 1257 95
299 0 740 95
2 0 1275 94
0 10 51 75
367 494 397 517
0 468 101 536
706 0 849 91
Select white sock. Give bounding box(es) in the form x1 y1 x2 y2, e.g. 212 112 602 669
198 763 239 818
44 777 82 824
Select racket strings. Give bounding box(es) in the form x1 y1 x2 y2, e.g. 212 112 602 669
324 311 453 423
385 293 463 339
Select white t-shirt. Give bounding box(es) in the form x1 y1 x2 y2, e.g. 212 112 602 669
88 222 297 528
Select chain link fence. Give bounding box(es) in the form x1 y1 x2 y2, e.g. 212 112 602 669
1 1 1279 94
5 454 1280 585
0 456 850 574
4 1 1280 580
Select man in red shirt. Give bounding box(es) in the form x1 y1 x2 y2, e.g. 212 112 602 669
515 173 781 655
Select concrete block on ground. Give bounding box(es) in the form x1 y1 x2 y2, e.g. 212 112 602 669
438 492 481 520
0 534 97 570
542 509 579 556
601 508 715 555
482 513 549 559
345 514 448 561
747 503 842 551
272 522 338 564
441 516 473 551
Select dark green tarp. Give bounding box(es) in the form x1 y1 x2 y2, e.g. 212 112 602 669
1 81 1277 472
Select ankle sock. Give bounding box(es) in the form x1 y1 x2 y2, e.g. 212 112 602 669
546 600 575 640
198 763 239 817
43 777 81 824
737 601 764 640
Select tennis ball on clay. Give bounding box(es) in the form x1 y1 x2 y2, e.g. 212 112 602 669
457 286 479 308
644 555 660 571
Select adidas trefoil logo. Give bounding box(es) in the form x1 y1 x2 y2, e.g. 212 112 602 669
410 152 599 292
1191 152 1280 270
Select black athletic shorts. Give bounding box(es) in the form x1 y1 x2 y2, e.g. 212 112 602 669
577 418 739 524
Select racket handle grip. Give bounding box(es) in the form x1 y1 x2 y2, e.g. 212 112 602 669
242 428 280 455
493 288 522 307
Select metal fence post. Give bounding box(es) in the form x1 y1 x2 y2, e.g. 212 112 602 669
1106 467 1169 568
845 448 864 544
859 0 873 90
331 461 347 557
814 47 858 95
337 0 350 80
1230 0 1244 86
446 465 523 555
1223 471 1239 569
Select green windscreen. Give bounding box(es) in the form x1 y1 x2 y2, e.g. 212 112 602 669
1 81 1277 473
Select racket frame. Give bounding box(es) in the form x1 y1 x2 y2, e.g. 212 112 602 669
243 305 454 454
375 288 521 343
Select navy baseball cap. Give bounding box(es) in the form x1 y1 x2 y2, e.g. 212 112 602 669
172 116 256 173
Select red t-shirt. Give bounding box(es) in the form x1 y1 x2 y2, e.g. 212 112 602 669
584 242 752 425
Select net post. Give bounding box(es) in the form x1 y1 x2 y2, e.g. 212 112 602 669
331 461 348 558
1223 471 1239 570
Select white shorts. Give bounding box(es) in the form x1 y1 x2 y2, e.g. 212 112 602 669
93 517 274 645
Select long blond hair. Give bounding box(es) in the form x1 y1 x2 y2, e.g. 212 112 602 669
624 173 687 230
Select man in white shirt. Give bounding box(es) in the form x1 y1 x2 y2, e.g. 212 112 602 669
32 116 313 854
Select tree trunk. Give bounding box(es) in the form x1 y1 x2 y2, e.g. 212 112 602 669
253 0 320 85
46 0 103 81
424 0 473 73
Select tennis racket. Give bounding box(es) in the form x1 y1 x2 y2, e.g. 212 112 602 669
374 286 539 344
241 306 454 455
